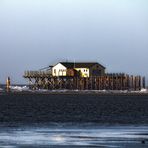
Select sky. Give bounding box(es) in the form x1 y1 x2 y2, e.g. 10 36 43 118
0 0 148 84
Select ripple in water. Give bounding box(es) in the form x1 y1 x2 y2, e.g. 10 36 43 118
0 124 148 147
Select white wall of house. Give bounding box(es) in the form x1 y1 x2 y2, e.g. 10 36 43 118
52 63 67 76
74 68 89 77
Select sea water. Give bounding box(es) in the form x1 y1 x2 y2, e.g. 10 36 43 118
0 93 148 147
0 124 148 147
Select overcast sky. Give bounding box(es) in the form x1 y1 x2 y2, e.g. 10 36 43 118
0 0 148 84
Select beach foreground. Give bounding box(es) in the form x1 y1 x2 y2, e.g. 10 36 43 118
0 124 148 147
0 93 148 147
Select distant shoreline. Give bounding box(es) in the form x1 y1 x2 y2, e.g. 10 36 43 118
1 90 148 96
0 84 148 95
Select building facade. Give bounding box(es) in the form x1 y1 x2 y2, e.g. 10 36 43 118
52 62 105 77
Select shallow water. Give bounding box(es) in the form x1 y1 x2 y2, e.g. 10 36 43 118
0 124 148 147
0 93 148 147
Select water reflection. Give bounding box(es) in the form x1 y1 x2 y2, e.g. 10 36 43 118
0 124 148 147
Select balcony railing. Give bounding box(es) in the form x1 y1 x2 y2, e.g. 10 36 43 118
24 70 52 78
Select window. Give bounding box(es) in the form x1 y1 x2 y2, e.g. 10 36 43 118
54 69 56 74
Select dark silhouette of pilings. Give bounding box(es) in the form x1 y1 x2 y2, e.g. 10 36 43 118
24 71 144 90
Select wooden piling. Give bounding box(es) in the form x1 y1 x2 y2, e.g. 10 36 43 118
23 71 144 91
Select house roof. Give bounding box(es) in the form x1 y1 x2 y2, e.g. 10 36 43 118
59 62 105 69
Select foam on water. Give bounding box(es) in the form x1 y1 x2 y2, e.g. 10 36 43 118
7 85 148 94
0 124 148 147
0 88 3 91
10 86 30 92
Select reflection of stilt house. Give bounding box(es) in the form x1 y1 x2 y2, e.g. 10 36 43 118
24 61 145 90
